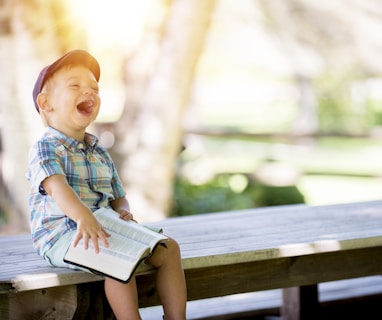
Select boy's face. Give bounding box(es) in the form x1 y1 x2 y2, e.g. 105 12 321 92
38 65 101 140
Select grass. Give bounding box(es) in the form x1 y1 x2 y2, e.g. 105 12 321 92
180 134 382 207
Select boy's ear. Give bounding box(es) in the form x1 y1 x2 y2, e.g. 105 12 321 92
36 92 52 112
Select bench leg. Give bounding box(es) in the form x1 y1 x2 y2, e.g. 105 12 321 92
0 282 110 320
74 282 113 320
0 285 78 319
281 285 319 320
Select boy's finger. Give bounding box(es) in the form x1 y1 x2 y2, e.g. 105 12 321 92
91 235 100 253
100 233 109 248
97 228 109 248
120 212 134 221
72 232 82 247
102 227 111 238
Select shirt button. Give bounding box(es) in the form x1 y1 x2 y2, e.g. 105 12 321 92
78 143 84 149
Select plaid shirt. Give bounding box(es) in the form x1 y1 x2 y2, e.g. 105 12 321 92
27 127 126 257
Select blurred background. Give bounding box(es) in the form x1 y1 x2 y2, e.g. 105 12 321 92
1 0 382 235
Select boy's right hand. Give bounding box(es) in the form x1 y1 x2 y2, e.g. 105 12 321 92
41 174 111 254
73 212 111 254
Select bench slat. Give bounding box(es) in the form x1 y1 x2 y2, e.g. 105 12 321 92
2 201 382 291
1 200 382 319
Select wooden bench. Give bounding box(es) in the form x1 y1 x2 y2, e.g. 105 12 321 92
140 275 382 319
1 200 382 319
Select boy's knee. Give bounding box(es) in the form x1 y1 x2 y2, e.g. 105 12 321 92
166 237 181 254
160 237 181 260
146 237 181 268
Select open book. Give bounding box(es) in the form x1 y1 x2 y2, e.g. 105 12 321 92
64 208 168 283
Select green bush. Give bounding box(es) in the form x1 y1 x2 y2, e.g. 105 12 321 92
170 174 305 216
247 181 305 207
170 175 253 216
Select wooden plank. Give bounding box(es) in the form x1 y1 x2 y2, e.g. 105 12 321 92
320 276 382 300
136 246 382 307
140 277 382 320
0 283 108 320
1 200 382 316
140 276 382 320
0 285 79 320
2 201 382 264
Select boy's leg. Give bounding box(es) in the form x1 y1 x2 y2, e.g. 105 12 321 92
44 231 142 319
146 237 187 320
104 276 141 320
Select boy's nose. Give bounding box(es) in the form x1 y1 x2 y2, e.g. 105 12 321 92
82 87 93 95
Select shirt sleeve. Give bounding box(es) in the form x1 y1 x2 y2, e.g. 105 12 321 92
27 140 66 194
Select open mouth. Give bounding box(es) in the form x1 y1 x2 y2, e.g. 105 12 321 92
76 100 94 115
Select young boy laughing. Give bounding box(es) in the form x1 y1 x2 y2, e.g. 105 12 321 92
27 50 187 320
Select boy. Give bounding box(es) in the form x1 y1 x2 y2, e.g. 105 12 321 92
27 50 187 320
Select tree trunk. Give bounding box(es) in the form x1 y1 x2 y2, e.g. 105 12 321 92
113 0 216 222
0 0 30 233
0 0 86 234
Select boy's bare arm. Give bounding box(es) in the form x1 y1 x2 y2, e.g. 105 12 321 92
110 197 135 221
42 174 110 253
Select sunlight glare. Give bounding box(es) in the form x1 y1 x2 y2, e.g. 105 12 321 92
69 0 155 121
72 0 151 51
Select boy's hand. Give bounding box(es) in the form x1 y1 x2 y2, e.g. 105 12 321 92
116 209 136 222
41 174 111 253
111 197 136 222
73 212 111 253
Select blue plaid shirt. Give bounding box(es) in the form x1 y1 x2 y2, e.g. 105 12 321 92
27 127 126 257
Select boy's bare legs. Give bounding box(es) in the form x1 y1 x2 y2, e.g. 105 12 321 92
105 276 141 320
104 238 186 320
146 237 187 320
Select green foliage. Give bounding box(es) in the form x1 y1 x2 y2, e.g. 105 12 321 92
170 175 254 216
316 75 351 132
246 181 305 208
315 72 374 134
368 98 382 126
170 174 305 217
0 212 6 224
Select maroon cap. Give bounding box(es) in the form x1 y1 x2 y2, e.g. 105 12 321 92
32 50 100 113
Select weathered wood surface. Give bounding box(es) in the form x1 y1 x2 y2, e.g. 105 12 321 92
162 200 382 268
138 200 382 304
140 275 382 319
1 200 382 318
0 235 103 293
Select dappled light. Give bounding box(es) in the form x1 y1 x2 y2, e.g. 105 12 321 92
278 240 341 257
2 0 382 230
14 273 64 291
70 0 151 51
254 162 301 187
228 174 248 193
2 3 382 320
68 0 155 123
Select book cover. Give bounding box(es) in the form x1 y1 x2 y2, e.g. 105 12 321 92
64 208 168 282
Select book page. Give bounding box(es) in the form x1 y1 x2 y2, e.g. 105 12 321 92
64 231 150 282
94 208 168 250
64 208 168 282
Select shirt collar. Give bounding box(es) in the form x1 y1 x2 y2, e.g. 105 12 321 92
46 126 99 152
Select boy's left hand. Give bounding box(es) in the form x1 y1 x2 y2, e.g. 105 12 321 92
116 209 136 222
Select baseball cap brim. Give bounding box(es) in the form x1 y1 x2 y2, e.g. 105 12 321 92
33 50 100 113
